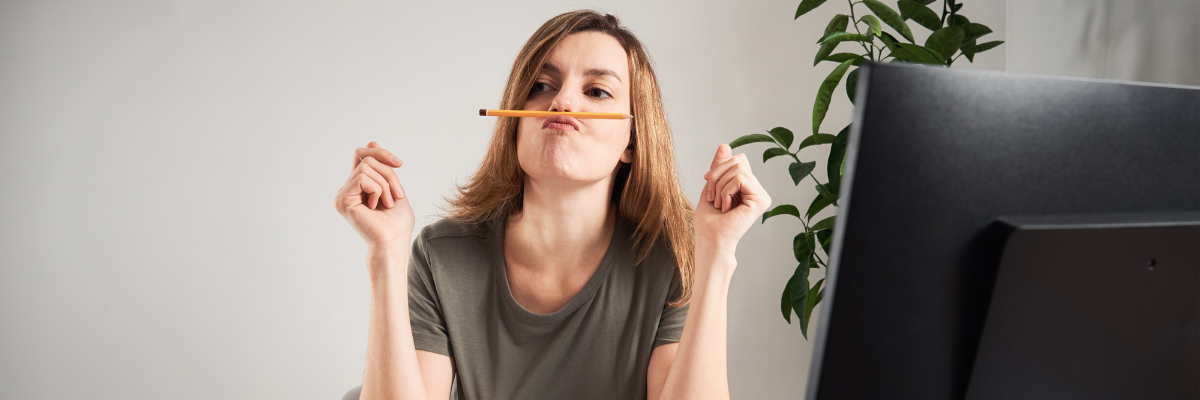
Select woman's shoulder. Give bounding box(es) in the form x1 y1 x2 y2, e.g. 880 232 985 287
416 217 499 243
410 217 500 271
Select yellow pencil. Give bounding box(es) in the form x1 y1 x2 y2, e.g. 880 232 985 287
478 109 633 119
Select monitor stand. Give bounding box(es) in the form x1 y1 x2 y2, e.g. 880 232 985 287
966 212 1199 400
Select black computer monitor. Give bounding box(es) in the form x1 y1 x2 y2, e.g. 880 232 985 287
806 63 1200 400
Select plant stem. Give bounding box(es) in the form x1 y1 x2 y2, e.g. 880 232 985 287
940 0 948 26
808 171 840 208
787 150 843 212
846 0 875 61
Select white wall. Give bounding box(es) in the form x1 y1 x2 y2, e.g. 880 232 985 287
1008 0 1200 86
0 1 1005 399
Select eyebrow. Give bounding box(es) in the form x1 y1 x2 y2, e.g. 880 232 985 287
541 62 623 84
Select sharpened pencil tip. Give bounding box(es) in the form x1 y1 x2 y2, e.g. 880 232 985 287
479 109 487 116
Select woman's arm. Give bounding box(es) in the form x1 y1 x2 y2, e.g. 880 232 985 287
361 247 455 400
649 250 736 400
652 144 771 400
335 142 454 400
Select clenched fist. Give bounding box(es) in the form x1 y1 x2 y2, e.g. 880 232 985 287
334 141 415 253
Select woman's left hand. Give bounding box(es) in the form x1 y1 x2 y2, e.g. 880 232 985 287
695 143 772 256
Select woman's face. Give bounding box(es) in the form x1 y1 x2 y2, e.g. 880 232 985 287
517 31 633 190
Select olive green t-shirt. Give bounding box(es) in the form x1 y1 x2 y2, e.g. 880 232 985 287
406 213 689 400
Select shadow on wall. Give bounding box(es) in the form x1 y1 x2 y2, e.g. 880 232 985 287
1008 0 1200 86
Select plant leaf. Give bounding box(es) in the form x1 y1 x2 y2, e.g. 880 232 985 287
961 23 992 43
961 39 1004 62
795 0 831 19
767 127 794 149
804 278 826 333
917 0 937 5
813 59 854 135
893 43 945 64
781 275 795 323
960 39 978 62
822 53 865 65
898 0 941 31
798 133 836 150
806 192 836 220
817 32 873 45
879 31 899 52
763 147 790 163
952 3 963 12
762 204 801 223
862 0 914 43
730 134 775 148
814 183 833 197
789 161 816 186
793 233 814 263
790 259 811 338
824 14 850 36
827 125 850 190
949 14 969 27
811 215 836 231
973 40 1004 53
846 68 859 105
814 43 837 67
925 26 964 62
859 15 882 37
814 13 851 66
816 229 833 256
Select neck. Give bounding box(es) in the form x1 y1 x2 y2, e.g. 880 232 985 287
506 176 619 274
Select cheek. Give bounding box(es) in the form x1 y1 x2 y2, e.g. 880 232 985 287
591 122 633 158
523 96 550 111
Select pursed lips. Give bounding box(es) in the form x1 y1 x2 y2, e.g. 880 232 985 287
542 115 581 132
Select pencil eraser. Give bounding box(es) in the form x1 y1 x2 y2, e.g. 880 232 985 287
479 109 487 116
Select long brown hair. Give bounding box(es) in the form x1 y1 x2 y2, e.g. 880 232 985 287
443 10 695 307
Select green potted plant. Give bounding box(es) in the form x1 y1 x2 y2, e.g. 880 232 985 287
731 0 1003 339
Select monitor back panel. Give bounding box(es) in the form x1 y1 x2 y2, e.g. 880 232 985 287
808 63 1200 400
966 221 1199 400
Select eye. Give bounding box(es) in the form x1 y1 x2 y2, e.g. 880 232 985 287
530 82 552 94
587 87 612 99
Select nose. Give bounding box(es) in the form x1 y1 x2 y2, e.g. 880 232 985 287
549 90 578 113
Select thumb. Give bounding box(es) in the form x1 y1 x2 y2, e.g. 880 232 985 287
367 141 379 148
710 143 733 170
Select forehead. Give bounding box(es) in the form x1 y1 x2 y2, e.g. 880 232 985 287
543 31 629 81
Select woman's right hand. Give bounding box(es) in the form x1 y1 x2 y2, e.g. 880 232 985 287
334 141 415 254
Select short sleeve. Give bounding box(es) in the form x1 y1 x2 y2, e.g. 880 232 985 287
654 266 689 347
407 227 453 356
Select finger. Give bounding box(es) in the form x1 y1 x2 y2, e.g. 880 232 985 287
353 144 403 172
347 151 403 201
362 155 404 203
354 173 383 210
704 154 744 201
357 157 394 208
709 143 733 170
712 156 749 207
707 145 732 204
740 170 772 213
335 169 367 213
718 175 747 213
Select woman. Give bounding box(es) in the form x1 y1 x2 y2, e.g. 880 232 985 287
334 10 770 400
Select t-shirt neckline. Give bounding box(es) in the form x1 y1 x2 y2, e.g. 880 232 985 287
492 212 629 325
